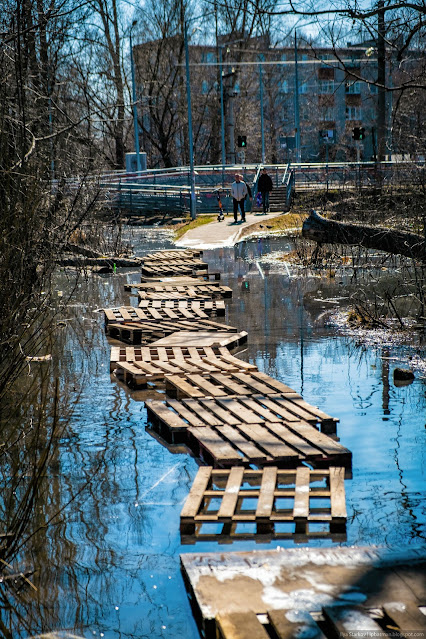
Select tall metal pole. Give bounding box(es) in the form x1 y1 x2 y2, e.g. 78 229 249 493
219 45 226 185
130 27 142 174
259 61 265 163
294 30 301 162
184 20 196 219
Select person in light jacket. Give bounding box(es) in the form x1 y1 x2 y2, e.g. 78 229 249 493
257 168 273 214
231 174 248 223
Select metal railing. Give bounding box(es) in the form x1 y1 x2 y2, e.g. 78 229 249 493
99 160 425 217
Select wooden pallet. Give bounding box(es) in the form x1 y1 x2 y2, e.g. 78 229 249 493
138 298 226 317
165 370 338 433
151 330 248 349
145 396 352 468
142 271 222 283
181 546 426 639
103 305 210 325
106 320 241 346
142 249 203 261
113 352 258 388
216 610 326 639
141 260 209 279
110 345 256 371
215 604 424 639
137 291 211 302
180 466 347 538
125 281 232 297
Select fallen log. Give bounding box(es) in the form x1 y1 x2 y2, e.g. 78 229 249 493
302 210 426 262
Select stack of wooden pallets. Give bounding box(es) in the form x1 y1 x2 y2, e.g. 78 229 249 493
103 248 351 545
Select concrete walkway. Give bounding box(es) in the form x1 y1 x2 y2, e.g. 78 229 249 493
175 211 282 250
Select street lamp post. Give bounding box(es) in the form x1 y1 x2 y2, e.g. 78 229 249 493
130 22 142 174
184 20 196 220
259 58 265 164
294 30 301 163
218 45 226 185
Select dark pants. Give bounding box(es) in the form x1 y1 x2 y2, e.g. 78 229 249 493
261 191 270 213
233 198 245 221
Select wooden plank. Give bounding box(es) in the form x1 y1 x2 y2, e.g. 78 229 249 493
218 353 257 370
198 399 240 426
166 399 206 427
165 376 205 399
210 373 249 395
182 399 223 426
293 466 310 525
187 374 228 397
288 421 351 462
270 396 318 425
235 423 300 463
253 396 301 423
329 466 347 522
216 426 272 464
217 467 245 520
266 422 324 459
268 610 326 639
250 372 297 394
180 467 212 519
188 427 245 465
145 400 189 431
239 397 282 423
216 612 270 639
231 373 275 395
216 398 262 424
322 606 384 638
256 467 277 519
383 601 426 632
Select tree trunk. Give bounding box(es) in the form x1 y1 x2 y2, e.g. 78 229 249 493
302 210 426 262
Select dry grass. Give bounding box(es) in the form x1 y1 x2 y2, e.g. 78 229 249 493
240 212 307 240
173 215 216 240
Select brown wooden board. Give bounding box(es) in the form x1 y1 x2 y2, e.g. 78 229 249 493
146 397 350 468
180 466 347 539
103 305 210 324
138 298 226 316
126 281 232 297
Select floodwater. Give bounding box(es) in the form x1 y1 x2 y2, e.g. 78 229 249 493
7 229 426 638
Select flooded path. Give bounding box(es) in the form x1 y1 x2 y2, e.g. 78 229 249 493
14 229 426 638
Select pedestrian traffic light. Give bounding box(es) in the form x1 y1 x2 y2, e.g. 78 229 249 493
237 135 247 148
352 127 366 141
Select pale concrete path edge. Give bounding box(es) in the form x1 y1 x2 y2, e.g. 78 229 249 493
175 211 283 250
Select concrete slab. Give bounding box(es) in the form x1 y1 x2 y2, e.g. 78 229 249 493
181 545 426 638
175 212 282 250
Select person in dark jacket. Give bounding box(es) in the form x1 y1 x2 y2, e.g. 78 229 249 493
257 168 273 214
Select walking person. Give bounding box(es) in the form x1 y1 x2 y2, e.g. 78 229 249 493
231 174 248 223
257 168 273 214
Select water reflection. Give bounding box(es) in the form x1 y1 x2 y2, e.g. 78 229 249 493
5 228 425 638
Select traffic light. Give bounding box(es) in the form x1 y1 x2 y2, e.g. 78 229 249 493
352 127 366 141
237 135 247 148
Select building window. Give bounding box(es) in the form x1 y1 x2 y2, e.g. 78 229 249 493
321 107 335 121
301 54 309 62
280 79 289 93
202 80 209 94
319 80 335 94
206 52 215 63
369 83 378 94
281 53 287 62
346 106 362 120
234 82 240 94
299 82 308 94
345 81 361 94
